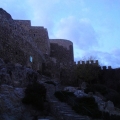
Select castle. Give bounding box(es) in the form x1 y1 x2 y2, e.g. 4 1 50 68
0 8 74 75
1 8 120 90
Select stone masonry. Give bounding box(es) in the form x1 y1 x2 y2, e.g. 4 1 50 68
0 8 74 73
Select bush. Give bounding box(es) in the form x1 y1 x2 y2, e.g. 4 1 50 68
45 81 56 86
84 84 108 95
72 96 102 118
37 70 42 75
54 91 75 103
105 89 120 108
42 70 51 78
22 82 46 110
54 91 102 118
102 112 120 120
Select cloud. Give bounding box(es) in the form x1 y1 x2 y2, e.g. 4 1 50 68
54 16 98 50
26 0 62 36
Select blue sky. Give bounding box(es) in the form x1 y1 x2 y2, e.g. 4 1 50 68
0 0 120 68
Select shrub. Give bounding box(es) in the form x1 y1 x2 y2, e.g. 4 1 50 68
22 82 46 110
37 70 42 75
105 89 120 108
42 70 51 78
102 112 120 120
45 81 56 86
72 96 102 118
55 91 102 118
84 84 108 95
54 91 75 103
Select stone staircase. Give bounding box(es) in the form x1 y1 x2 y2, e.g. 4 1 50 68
44 82 90 120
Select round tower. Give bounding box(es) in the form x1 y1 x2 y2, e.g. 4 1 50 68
50 39 74 65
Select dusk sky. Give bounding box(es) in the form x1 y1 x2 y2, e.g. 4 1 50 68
0 0 120 68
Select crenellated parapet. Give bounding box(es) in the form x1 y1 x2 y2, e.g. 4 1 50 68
74 60 112 70
102 66 112 70
75 60 99 66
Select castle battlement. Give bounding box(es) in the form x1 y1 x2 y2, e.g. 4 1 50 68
74 60 112 70
75 60 99 66
102 66 112 70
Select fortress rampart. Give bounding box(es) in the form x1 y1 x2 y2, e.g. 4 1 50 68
74 60 112 70
74 60 99 66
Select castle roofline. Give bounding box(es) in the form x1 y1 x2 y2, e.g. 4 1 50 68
50 39 73 44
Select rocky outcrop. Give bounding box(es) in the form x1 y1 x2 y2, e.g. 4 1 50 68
0 59 39 87
63 86 120 116
0 84 52 120
0 59 41 119
0 84 32 120
0 59 56 120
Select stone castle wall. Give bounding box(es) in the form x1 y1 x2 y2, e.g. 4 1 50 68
30 26 50 55
50 39 74 65
0 8 45 70
74 60 99 66
0 8 74 72
14 20 50 55
74 60 112 70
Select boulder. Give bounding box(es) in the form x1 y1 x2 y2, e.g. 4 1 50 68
0 85 29 120
0 84 43 120
105 100 115 113
93 95 106 111
74 90 87 97
0 58 5 65
81 82 86 91
0 60 39 87
64 86 76 92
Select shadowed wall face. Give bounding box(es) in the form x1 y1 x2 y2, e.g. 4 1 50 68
50 39 74 65
30 27 50 55
0 8 44 70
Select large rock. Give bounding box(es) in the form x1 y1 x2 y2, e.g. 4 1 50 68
93 95 106 111
74 90 87 97
64 86 76 92
0 84 50 120
0 59 40 87
0 84 32 120
105 100 115 113
81 82 86 91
